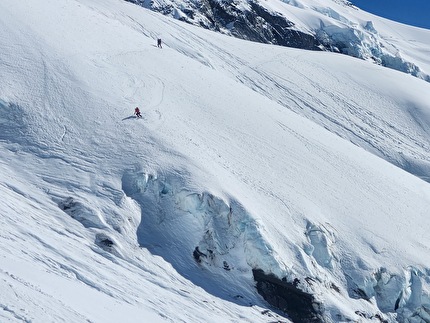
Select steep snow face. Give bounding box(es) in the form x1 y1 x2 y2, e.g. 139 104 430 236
2 0 430 322
122 171 287 297
127 0 430 82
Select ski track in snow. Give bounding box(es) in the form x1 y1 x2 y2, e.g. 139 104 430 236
1 0 430 322
120 9 430 183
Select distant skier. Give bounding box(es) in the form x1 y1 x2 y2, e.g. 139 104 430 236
157 38 162 48
134 107 142 118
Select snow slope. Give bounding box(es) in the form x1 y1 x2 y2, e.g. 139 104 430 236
129 0 430 81
288 0 430 79
1 0 430 322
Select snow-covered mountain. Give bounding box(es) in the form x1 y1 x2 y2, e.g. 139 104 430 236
1 0 430 322
127 0 430 82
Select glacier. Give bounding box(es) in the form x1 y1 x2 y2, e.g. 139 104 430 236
1 0 430 322
127 0 430 82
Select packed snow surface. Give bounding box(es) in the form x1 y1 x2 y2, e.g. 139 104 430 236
1 0 430 322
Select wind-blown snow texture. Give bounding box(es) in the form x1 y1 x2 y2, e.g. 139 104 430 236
1 0 430 322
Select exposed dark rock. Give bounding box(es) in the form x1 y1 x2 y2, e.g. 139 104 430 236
99 238 114 247
253 269 324 323
329 282 341 293
58 197 105 229
352 288 372 302
125 0 430 82
244 2 319 49
355 311 388 323
95 233 115 252
394 292 402 311
193 246 207 263
126 0 321 51
223 260 230 271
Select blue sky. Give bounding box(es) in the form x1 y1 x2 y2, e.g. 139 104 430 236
350 0 430 29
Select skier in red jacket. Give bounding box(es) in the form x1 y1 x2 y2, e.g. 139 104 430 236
134 107 142 118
